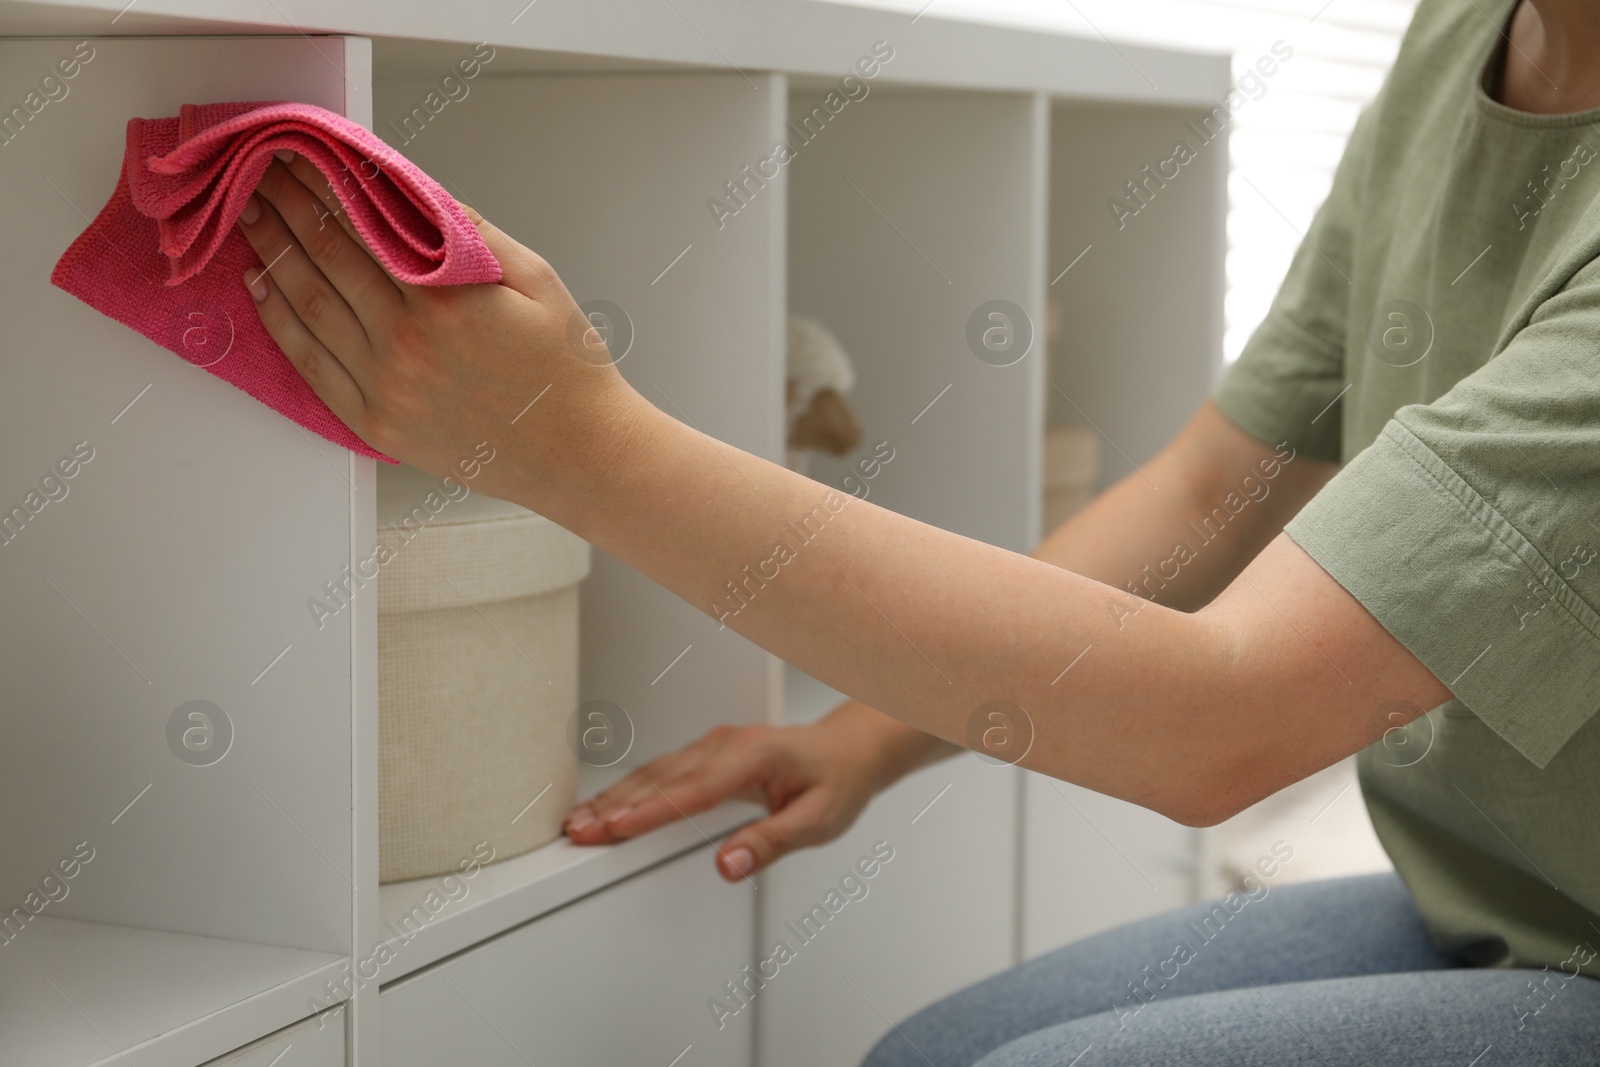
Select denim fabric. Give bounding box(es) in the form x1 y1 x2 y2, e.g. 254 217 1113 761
861 874 1600 1066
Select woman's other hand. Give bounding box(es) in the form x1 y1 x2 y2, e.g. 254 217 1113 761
564 714 912 882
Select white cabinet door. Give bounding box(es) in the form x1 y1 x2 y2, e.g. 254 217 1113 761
202 1012 345 1067
381 845 755 1067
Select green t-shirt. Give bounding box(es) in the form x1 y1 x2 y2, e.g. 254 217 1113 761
1213 0 1600 975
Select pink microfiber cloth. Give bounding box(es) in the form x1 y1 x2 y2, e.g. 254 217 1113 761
51 101 504 461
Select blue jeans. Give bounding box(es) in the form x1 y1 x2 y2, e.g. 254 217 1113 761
861 874 1600 1066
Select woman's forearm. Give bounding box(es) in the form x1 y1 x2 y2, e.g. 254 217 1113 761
1036 403 1338 612
530 392 1263 819
819 699 959 788
812 402 1342 792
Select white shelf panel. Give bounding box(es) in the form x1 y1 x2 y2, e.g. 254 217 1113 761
0 0 1230 107
0 917 345 1067
382 846 756 1067
375 800 759 983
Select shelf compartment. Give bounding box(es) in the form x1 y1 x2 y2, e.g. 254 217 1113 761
371 68 786 777
0 35 365 957
786 85 1047 553
1045 99 1228 491
0 916 345 1067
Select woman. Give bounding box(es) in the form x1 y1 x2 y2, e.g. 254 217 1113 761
236 0 1600 1060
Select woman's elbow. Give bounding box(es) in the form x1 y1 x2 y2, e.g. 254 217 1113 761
1146 770 1263 828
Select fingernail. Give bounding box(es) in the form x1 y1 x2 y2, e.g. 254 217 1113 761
243 268 267 303
239 194 260 226
722 847 755 877
566 808 595 832
604 805 632 826
274 148 295 162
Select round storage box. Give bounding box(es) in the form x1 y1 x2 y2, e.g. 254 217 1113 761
1043 424 1101 531
376 463 591 884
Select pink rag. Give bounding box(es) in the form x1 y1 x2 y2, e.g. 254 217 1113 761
51 101 503 461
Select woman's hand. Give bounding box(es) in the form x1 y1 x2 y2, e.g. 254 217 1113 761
564 716 903 881
238 152 650 511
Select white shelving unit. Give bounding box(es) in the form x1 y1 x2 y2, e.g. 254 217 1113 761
0 3 1229 1064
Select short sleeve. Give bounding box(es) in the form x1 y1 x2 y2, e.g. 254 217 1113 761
1284 259 1600 768
1211 94 1387 463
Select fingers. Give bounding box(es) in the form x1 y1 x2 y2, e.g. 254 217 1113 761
561 723 854 883
567 737 758 845
250 156 405 337
715 790 836 881
453 198 557 300
279 151 425 300
241 263 368 426
280 151 365 249
237 186 376 398
563 759 688 842
627 770 755 839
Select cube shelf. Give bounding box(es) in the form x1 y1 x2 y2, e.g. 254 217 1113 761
0 5 1230 1064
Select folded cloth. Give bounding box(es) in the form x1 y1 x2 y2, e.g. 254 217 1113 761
51 101 504 461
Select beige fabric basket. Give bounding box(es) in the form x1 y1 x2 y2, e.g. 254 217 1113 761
376 464 591 884
1043 424 1101 532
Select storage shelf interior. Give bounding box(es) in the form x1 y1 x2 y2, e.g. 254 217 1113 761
364 63 785 989
786 84 1045 555
0 916 347 1067
1046 99 1228 492
371 67 784 790
0 31 368 976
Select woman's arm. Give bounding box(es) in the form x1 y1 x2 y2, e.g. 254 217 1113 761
239 156 1450 827
569 401 1342 870
540 386 1444 825
685 400 1347 792
1036 401 1339 611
